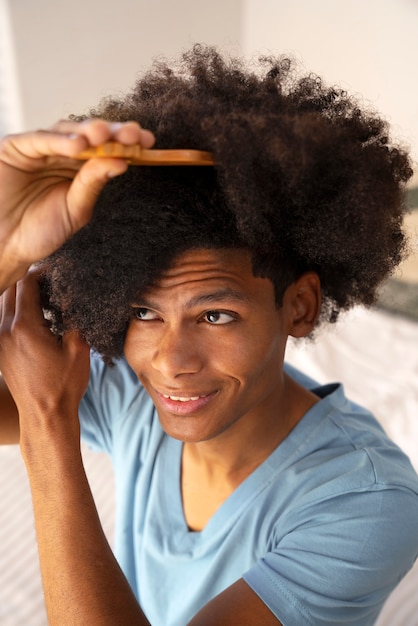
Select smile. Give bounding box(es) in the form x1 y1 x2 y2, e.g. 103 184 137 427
162 394 202 402
155 390 217 415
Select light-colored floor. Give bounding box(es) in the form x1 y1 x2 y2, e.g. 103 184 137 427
0 305 417 625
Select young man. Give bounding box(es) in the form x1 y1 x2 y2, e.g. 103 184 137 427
0 45 417 625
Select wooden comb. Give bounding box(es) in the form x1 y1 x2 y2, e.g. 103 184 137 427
74 142 215 166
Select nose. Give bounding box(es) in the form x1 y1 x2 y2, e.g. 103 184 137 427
151 324 202 378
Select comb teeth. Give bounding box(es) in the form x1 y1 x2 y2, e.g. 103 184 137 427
74 142 215 166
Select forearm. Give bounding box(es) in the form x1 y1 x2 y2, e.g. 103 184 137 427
21 419 150 626
0 268 150 623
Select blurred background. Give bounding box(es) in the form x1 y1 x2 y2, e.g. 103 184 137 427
0 1 417 624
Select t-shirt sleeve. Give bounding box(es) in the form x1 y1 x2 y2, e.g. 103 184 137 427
243 486 418 626
79 353 146 455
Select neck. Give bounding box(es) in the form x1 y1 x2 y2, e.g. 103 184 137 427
183 373 318 482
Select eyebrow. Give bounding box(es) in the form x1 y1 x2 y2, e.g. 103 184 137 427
137 288 250 310
186 289 251 308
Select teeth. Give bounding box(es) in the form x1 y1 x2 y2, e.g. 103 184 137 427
163 394 200 402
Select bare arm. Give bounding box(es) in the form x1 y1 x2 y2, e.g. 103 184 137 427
25 406 151 626
0 273 151 624
0 119 154 293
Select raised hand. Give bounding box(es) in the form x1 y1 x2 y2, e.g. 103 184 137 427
0 119 154 292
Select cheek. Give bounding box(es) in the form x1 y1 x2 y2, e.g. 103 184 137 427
220 324 285 383
123 323 147 368
245 337 284 381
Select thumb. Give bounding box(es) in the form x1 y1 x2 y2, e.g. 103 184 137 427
66 157 128 231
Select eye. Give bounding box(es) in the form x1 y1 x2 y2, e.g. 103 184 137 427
203 310 236 325
132 307 159 321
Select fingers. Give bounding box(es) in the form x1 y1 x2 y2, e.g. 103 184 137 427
14 271 43 323
0 119 155 235
64 156 128 231
50 118 155 150
1 271 87 352
0 130 87 167
14 273 90 370
55 120 156 222
0 273 49 337
57 120 155 229
0 119 155 168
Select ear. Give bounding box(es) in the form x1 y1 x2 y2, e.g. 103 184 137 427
283 272 321 338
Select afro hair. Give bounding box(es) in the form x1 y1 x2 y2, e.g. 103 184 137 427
41 44 413 363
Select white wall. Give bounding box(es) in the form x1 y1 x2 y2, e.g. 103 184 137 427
6 0 243 129
0 0 23 132
242 0 418 163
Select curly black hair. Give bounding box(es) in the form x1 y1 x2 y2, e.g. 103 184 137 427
42 44 413 363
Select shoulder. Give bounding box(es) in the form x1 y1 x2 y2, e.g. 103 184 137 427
244 369 418 624
264 364 418 571
284 360 418 494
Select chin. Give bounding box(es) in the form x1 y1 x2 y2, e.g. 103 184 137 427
156 412 223 443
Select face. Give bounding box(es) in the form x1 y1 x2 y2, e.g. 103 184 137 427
124 248 293 443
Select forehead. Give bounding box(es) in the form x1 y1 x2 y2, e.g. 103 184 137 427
144 248 275 304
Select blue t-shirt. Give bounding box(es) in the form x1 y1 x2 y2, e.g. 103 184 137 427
80 355 418 626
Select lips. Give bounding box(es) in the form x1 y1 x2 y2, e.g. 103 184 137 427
155 389 217 415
